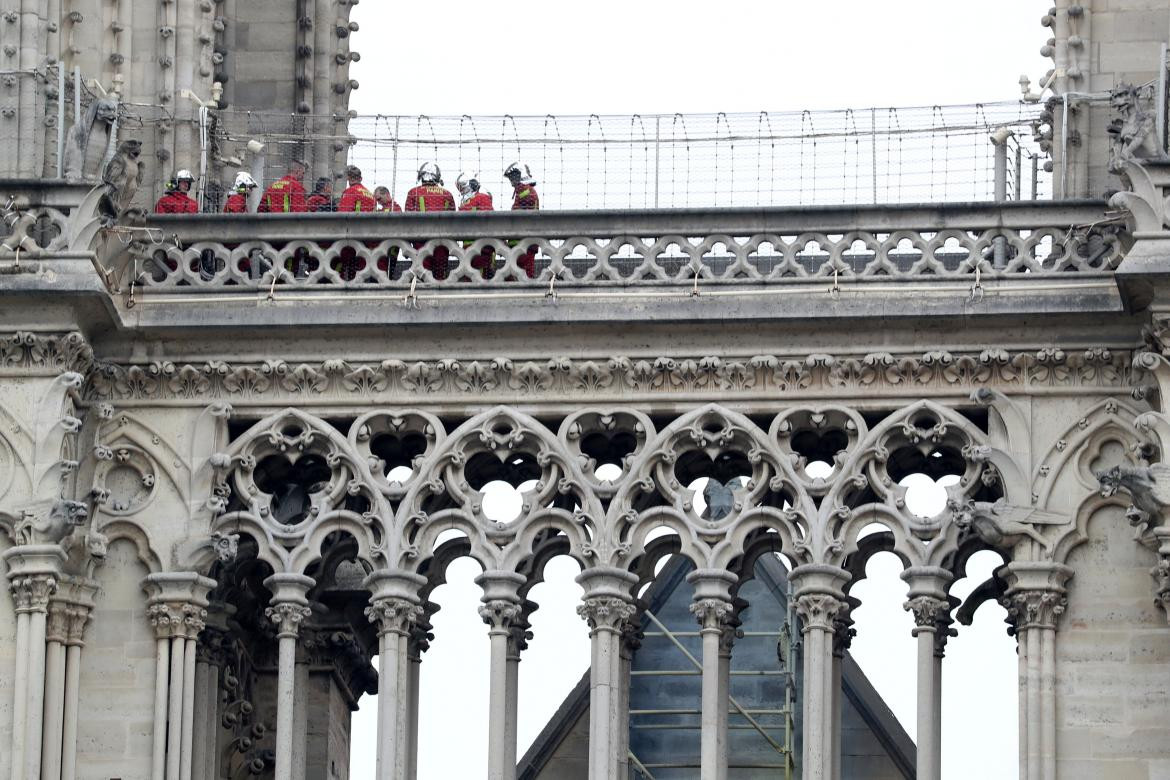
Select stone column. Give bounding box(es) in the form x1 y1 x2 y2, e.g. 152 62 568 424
504 601 535 777
476 571 526 780
687 569 738 780
830 602 857 780
41 600 69 780
365 571 426 780
790 564 850 780
263 574 315 780
405 603 437 780
616 620 644 780
901 567 953 780
576 567 638 780
191 620 227 780
60 598 94 780
1001 562 1072 780
3 544 66 780
143 573 216 780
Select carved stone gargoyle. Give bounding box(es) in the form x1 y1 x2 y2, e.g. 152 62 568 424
1107 84 1169 175
949 498 1056 553
13 498 89 545
1097 463 1170 529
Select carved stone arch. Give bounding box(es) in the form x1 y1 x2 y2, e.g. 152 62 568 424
839 528 911 606
513 526 582 603
288 510 379 575
215 408 390 574
98 518 164 573
619 507 711 574
502 517 595 576
710 507 810 572
1051 490 1134 565
393 405 603 576
398 515 495 576
607 403 813 571
1032 398 1152 511
821 399 1015 558
831 503 925 570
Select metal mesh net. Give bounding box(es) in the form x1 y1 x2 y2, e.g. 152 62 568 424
206 101 1050 212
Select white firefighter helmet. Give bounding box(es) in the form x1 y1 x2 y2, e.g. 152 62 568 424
175 169 195 183
233 171 258 191
417 162 442 185
504 161 535 186
456 171 480 195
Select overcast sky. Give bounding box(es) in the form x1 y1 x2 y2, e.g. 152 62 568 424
347 3 1048 778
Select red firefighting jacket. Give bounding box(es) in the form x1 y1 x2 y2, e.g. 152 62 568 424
258 175 308 213
154 191 198 214
405 184 455 212
307 193 334 212
338 183 376 213
459 191 494 212
378 199 403 213
511 183 539 210
223 193 248 214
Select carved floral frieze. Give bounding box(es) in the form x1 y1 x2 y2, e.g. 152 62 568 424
0 331 94 374
84 348 1132 402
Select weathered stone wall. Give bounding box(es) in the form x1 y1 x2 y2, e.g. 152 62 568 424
1056 504 1170 779
76 540 156 780
1050 0 1170 198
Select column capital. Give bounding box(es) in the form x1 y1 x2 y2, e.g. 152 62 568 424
475 570 526 634
143 571 217 639
577 595 636 632
265 602 313 639
4 544 67 613
794 591 845 633
10 573 59 613
366 596 422 637
262 572 314 639
789 563 851 634
999 561 1073 633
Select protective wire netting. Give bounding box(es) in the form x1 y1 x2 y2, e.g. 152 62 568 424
213 102 1050 211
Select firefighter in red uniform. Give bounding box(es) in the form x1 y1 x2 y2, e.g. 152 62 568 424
504 162 539 277
338 165 377 212
406 162 456 279
258 159 309 213
374 186 402 213
307 177 335 212
456 171 495 278
223 172 257 214
154 170 199 214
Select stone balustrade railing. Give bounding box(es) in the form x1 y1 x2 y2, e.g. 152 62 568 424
132 200 1121 293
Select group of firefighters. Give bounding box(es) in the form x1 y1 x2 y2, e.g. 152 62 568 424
153 161 541 280
153 160 539 215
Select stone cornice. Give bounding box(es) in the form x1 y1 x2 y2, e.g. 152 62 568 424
81 347 1134 404
0 331 93 376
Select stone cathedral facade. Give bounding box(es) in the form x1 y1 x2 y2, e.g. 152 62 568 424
3 3 1170 780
